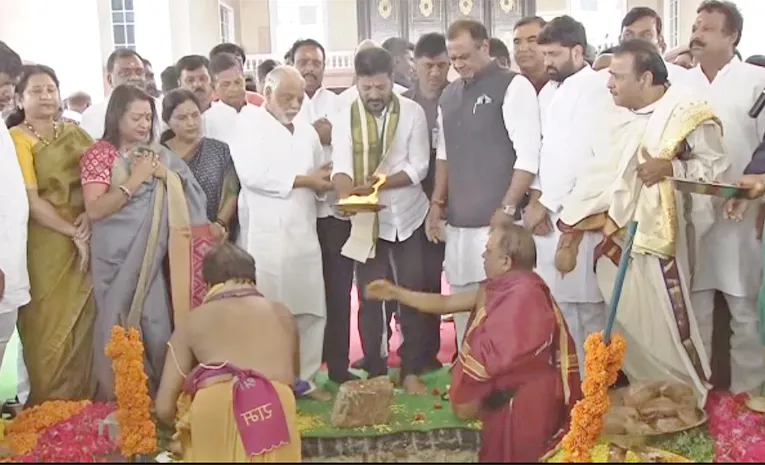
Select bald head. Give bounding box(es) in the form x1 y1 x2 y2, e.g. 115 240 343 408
263 65 305 124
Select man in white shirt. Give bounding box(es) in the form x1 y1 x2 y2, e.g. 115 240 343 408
331 47 431 395
81 48 147 139
61 91 91 125
512 16 549 94
686 0 765 395
176 55 215 113
425 19 541 350
291 38 357 384
619 7 690 86
205 52 253 145
230 66 333 401
523 16 607 372
0 123 30 400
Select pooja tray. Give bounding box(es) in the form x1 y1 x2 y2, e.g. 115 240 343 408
602 410 708 448
669 177 749 199
334 202 386 214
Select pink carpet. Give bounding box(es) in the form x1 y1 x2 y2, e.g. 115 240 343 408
347 276 456 367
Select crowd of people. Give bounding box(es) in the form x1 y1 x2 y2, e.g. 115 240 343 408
1 0 765 461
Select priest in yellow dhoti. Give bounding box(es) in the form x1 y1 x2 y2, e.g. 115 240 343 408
155 243 301 462
555 40 728 406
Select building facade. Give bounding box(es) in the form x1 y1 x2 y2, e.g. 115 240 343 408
1 0 762 100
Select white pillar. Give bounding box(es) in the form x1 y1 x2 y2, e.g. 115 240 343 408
133 0 175 72
0 0 105 100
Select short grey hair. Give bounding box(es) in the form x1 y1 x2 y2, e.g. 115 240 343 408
263 65 305 94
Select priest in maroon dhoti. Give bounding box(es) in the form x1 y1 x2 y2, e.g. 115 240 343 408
366 222 582 462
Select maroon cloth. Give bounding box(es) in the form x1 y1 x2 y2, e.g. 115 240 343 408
450 270 582 462
183 363 292 457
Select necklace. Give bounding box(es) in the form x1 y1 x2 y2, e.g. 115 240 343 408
24 120 60 146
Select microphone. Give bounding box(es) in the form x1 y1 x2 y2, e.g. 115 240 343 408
749 89 765 118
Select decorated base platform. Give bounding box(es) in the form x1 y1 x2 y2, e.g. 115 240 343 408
295 368 481 462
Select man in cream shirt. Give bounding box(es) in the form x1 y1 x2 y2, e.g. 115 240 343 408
331 46 431 395
685 0 765 395
524 16 609 372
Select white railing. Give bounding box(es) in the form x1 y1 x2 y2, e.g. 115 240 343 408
245 50 356 72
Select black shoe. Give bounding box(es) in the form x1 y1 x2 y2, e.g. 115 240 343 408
329 371 361 385
350 357 366 370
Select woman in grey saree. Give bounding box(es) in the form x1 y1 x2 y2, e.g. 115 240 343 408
81 85 210 400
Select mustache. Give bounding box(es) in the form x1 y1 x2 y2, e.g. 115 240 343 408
302 72 317 79
690 39 706 48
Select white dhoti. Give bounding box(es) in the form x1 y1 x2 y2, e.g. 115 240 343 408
558 302 606 376
248 226 327 385
598 253 711 407
444 225 491 353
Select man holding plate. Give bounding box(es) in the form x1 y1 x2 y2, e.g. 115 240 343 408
331 46 432 395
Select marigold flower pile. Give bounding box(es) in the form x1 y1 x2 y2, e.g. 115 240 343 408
560 331 626 462
4 400 91 456
105 325 157 458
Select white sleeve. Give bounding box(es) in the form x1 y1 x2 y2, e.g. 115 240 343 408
331 108 354 180
502 76 541 175
400 103 430 184
435 107 447 161
229 115 298 199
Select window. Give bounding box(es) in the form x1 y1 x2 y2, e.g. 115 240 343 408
219 2 235 43
111 0 136 50
298 5 318 26
668 0 680 48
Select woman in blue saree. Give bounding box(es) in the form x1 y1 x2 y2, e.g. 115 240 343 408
81 85 210 400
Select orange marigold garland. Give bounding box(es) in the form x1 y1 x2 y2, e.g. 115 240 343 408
560 331 626 463
105 325 157 458
4 400 90 455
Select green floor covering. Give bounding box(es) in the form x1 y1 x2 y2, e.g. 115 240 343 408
297 367 480 438
0 331 20 401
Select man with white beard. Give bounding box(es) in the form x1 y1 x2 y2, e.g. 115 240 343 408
230 66 333 401
685 0 765 395
556 39 728 405
523 15 608 373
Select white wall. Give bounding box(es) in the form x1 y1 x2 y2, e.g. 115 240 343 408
0 0 105 100
134 0 175 74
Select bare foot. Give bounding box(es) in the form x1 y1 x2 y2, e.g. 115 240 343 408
306 387 333 402
402 375 428 395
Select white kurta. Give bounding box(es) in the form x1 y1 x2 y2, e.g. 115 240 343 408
0 123 30 401
533 65 609 304
686 58 765 297
229 106 327 382
685 58 765 395
533 66 610 372
296 87 343 219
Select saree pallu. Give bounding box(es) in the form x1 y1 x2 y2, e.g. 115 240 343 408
89 144 210 401
18 124 95 404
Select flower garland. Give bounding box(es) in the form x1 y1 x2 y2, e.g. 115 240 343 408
4 400 91 456
707 392 765 462
561 331 627 463
104 326 157 458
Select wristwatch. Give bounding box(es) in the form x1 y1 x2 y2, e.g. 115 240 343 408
501 204 517 217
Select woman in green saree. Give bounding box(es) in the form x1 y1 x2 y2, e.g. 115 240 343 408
6 65 94 404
